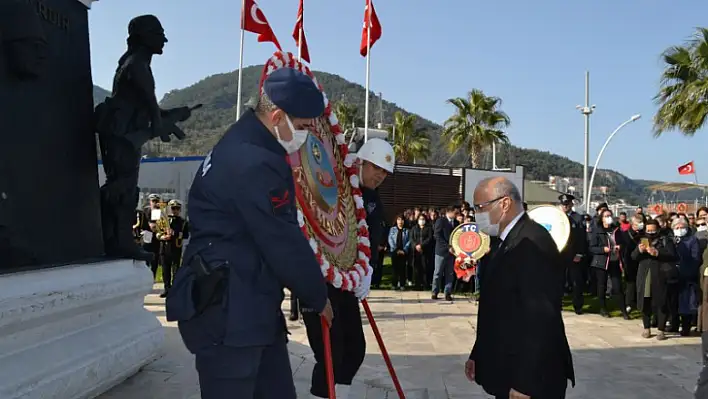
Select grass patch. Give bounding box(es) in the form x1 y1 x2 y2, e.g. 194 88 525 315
562 293 642 318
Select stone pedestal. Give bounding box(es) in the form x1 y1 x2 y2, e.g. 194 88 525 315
0 260 163 399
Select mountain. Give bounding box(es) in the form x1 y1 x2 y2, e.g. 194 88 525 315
91 66 662 204
93 86 110 105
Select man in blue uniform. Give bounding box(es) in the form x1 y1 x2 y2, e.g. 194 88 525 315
302 138 395 399
165 67 333 399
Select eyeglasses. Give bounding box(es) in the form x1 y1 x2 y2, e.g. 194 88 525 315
473 196 506 211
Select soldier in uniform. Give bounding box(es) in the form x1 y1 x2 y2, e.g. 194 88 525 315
560 194 588 314
143 193 162 278
165 67 333 399
302 137 394 399
157 199 190 298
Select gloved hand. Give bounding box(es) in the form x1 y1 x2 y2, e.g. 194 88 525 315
354 266 373 300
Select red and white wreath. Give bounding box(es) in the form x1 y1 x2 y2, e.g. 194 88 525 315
259 51 372 292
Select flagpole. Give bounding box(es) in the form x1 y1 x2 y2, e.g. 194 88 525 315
363 1 372 143
298 0 303 61
236 0 246 120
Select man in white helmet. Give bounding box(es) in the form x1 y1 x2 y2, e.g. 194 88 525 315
302 138 394 399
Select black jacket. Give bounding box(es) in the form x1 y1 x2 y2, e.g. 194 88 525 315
409 224 433 255
363 187 385 266
470 213 574 398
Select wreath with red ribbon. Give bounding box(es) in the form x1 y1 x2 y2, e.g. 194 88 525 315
259 51 371 291
454 253 476 282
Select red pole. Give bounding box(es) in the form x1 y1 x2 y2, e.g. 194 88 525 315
361 299 406 399
321 316 336 399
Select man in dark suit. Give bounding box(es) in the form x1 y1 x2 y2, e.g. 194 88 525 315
559 193 588 315
432 205 458 301
466 177 575 399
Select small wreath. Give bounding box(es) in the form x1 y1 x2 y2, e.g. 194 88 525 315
259 51 371 291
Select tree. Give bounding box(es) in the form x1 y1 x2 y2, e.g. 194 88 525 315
385 111 431 163
654 27 708 136
332 101 363 141
441 89 510 168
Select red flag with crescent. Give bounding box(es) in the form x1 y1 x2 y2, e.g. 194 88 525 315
292 0 310 62
678 161 695 175
359 0 382 57
242 0 282 50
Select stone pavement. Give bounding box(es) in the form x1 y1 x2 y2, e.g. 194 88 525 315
99 287 703 399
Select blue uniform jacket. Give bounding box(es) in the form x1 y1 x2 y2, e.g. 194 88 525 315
168 109 328 348
388 226 410 254
363 187 385 266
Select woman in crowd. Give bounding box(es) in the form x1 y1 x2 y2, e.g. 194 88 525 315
673 217 701 336
632 219 677 340
622 214 645 312
589 208 629 318
409 213 433 289
388 215 410 290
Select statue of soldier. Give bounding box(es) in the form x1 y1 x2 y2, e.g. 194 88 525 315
95 15 196 261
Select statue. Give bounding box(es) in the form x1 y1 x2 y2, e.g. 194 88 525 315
94 15 197 261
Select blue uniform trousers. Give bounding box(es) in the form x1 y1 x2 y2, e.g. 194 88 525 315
179 306 296 399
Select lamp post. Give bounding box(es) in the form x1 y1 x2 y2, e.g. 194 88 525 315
585 114 642 213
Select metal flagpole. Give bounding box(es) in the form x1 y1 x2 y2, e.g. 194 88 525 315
363 1 372 143
298 0 303 61
236 0 246 119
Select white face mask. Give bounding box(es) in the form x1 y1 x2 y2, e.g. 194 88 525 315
475 211 500 236
418 220 426 227
603 217 613 225
674 228 688 237
698 225 708 232
274 115 309 154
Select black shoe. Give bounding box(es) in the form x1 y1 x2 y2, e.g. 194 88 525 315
445 294 453 301
574 308 583 315
431 294 438 300
600 309 610 318
159 291 168 298
622 312 630 320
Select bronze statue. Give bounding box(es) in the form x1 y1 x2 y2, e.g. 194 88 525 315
95 15 196 261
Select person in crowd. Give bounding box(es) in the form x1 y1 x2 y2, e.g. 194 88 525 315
636 206 646 221
588 208 629 318
388 215 410 290
618 212 631 232
427 208 439 287
455 213 465 225
673 217 701 336
656 214 673 238
409 213 433 289
559 194 587 314
632 219 677 340
621 214 645 312
465 177 574 399
697 217 708 251
698 207 708 221
143 193 162 279
688 213 697 228
432 205 458 301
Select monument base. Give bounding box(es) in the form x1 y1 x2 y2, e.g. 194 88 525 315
0 259 163 399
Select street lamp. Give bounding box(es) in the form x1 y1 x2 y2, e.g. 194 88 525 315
585 114 641 213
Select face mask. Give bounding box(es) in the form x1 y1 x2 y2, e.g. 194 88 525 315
274 115 309 154
698 225 708 232
475 206 505 237
418 220 426 227
603 217 613 225
674 228 688 237
645 231 657 237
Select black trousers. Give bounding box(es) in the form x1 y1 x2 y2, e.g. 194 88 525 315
144 243 159 279
160 247 182 291
566 261 585 311
641 297 668 331
625 263 638 309
594 262 625 311
302 285 366 398
290 293 298 316
411 252 427 288
665 283 681 331
391 253 407 288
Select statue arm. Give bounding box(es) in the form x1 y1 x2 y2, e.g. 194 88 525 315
131 62 162 129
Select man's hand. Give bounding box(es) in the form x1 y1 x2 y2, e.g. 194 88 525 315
648 247 658 257
509 388 530 399
573 254 582 263
638 243 646 253
416 244 422 252
397 250 405 256
464 359 475 382
320 299 334 327
603 246 610 253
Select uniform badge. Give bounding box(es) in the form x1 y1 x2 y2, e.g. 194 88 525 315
269 187 291 215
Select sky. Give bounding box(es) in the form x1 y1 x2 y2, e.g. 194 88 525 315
88 0 708 182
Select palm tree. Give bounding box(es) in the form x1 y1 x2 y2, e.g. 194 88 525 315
441 89 510 168
332 101 363 140
654 27 708 136
385 111 431 163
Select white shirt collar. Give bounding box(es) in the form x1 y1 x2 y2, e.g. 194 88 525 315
500 211 525 241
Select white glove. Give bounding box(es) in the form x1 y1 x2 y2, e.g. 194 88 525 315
354 266 373 300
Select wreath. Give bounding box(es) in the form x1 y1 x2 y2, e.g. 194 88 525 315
259 51 371 291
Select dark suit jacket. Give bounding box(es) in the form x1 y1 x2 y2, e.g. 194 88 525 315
433 217 457 256
470 213 575 398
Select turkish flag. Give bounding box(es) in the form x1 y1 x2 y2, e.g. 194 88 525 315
359 0 382 57
292 0 310 62
242 0 282 50
678 161 695 175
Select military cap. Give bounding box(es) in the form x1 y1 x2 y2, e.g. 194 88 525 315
148 193 161 200
263 68 324 119
168 199 182 207
558 193 575 204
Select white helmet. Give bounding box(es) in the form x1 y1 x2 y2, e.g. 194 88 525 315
357 138 395 173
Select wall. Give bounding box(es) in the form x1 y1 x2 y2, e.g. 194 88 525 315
463 166 525 203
